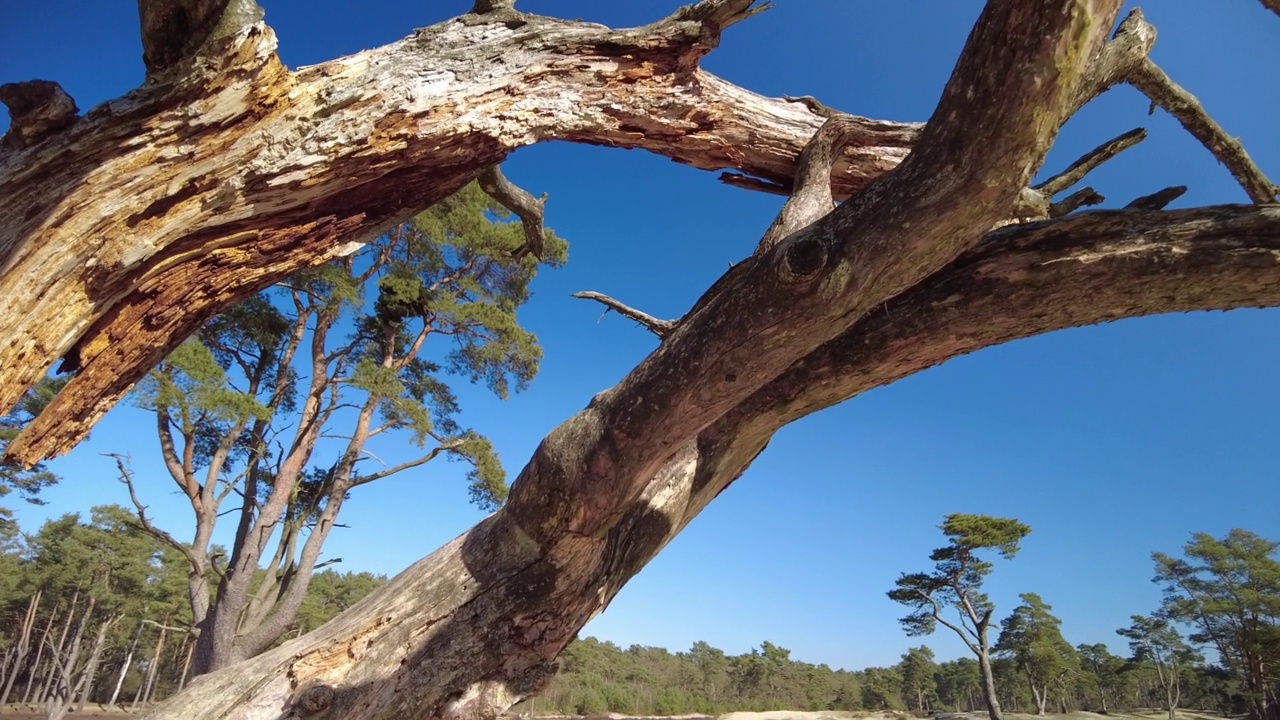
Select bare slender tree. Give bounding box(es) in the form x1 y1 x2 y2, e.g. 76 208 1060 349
1 0 1277 718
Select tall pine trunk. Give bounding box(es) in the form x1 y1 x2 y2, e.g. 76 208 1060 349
108 619 145 707
0 589 40 705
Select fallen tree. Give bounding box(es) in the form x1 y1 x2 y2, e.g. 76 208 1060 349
0 0 1277 717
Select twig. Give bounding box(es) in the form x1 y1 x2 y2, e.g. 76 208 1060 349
1258 0 1280 20
1034 127 1146 197
104 453 203 570
350 441 463 487
1050 188 1105 218
1128 58 1278 204
1125 185 1188 211
571 291 677 338
142 619 196 635
476 164 548 259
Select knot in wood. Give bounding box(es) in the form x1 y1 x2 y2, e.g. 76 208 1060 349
295 682 335 715
779 235 828 283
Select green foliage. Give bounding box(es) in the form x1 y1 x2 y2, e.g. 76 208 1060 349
1152 529 1280 720
0 376 67 512
532 637 863 716
935 657 983 711
0 509 386 705
888 513 1031 639
898 646 938 711
1076 642 1129 711
995 593 1079 712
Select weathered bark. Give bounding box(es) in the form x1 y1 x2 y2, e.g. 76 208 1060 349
0 0 918 463
0 0 1276 718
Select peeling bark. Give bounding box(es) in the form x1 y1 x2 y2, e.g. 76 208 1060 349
0 0 1277 718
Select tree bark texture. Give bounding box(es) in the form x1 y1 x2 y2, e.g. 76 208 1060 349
1 0 1278 718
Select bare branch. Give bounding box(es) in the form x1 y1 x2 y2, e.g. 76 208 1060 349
105 453 203 571
142 619 196 635
1034 127 1147 197
1125 185 1188 211
1260 0 1280 19
349 441 464 487
717 172 790 196
476 165 548 260
570 292 677 338
0 81 78 151
671 0 772 33
1129 58 1278 203
915 589 982 655
1050 187 1105 217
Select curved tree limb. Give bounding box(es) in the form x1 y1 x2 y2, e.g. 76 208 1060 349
0 0 919 463
476 166 548 259
0 1 1275 717
143 202 1280 720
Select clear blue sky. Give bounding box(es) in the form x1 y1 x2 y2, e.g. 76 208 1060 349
3 1 1278 672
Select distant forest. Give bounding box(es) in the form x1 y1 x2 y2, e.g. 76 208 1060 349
1 506 1275 718
523 635 1240 717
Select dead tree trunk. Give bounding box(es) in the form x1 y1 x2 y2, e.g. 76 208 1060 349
72 614 120 713
107 619 145 707
1 0 1278 719
46 594 95 720
0 589 40 706
20 602 58 704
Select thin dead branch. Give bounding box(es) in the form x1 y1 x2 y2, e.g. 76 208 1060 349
1034 127 1147 197
105 453 202 570
571 292 676 338
349 441 465 487
717 172 790 196
1125 185 1188 210
1050 187 1105 217
1129 58 1278 203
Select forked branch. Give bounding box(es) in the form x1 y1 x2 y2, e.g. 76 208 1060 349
106 452 203 570
1128 58 1278 204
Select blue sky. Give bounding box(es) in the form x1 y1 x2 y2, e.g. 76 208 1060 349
3 1 1278 672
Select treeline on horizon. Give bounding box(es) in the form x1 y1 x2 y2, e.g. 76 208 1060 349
520 634 1240 717
1 504 1275 719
